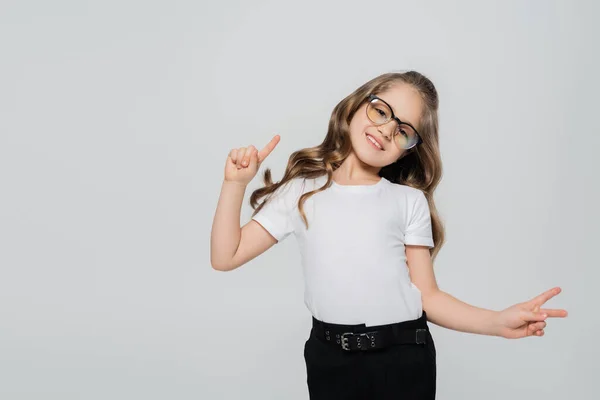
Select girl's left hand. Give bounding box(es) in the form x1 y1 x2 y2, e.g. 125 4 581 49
494 287 568 339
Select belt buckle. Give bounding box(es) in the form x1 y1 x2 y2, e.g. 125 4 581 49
340 332 353 351
340 332 376 351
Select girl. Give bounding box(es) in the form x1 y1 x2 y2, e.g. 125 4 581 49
210 71 568 399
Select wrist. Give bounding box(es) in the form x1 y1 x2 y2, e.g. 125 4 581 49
487 310 504 337
223 179 248 189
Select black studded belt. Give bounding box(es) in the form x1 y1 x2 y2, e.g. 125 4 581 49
311 312 429 352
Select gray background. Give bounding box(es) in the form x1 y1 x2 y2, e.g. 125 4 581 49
1 0 597 398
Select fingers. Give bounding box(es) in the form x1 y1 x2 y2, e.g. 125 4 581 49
524 306 546 337
529 328 545 337
229 148 245 168
229 146 257 169
258 135 280 163
523 310 548 322
228 148 239 166
525 305 543 337
529 287 561 307
248 147 258 168
538 308 568 318
242 146 256 167
228 136 279 169
525 303 563 338
528 304 541 336
527 321 547 334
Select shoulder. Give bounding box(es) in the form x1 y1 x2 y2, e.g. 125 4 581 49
384 179 426 200
296 174 329 193
286 176 312 193
270 177 303 196
383 181 429 217
266 176 309 204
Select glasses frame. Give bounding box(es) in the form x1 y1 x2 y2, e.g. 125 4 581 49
366 94 423 150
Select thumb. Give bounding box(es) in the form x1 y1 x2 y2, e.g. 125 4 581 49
524 310 547 322
249 148 259 168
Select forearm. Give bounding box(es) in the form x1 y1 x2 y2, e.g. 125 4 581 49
210 180 247 270
422 289 501 336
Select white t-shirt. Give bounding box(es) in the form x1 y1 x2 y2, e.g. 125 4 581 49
251 174 435 327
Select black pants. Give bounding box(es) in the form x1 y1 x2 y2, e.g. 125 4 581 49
303 312 436 399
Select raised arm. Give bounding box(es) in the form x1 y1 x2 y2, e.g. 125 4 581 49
210 135 281 271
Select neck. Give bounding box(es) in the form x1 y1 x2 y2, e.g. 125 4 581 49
332 151 382 184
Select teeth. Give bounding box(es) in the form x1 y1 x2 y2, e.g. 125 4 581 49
367 135 382 149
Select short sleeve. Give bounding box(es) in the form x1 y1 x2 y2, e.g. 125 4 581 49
251 179 302 243
404 190 434 248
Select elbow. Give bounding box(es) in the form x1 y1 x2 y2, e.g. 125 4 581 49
211 262 226 271
210 247 244 271
210 256 230 272
211 260 231 272
421 288 441 309
210 257 239 272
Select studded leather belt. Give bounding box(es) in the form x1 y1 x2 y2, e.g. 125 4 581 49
311 312 430 352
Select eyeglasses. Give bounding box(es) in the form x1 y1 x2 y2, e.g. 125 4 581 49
365 94 423 150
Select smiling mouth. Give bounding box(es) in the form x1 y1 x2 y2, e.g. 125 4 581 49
365 133 384 150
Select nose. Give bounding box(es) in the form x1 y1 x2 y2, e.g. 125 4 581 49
377 122 395 141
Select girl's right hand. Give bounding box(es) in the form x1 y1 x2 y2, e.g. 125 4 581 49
224 135 280 186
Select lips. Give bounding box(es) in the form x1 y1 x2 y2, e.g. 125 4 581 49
365 133 384 150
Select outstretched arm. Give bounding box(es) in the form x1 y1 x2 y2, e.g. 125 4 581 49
406 245 568 339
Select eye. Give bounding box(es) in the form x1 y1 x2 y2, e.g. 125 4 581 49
376 108 387 117
396 127 409 137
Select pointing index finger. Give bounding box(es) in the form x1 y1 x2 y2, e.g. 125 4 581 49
258 135 280 163
530 287 561 307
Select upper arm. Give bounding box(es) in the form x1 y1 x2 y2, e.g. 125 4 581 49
219 179 301 271
220 219 278 271
406 245 439 297
404 189 437 295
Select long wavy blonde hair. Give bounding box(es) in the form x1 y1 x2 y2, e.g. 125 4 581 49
250 71 445 261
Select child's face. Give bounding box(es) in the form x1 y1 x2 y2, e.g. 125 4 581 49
348 83 424 168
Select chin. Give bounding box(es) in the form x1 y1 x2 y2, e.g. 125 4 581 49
357 151 389 168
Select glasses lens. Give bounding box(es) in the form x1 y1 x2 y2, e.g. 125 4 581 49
394 124 419 150
366 98 392 124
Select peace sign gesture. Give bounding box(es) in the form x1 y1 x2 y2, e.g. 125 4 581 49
224 135 280 186
494 287 568 339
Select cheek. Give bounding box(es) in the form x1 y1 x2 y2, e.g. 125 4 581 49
349 117 370 137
